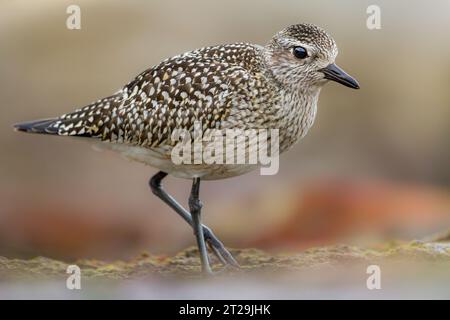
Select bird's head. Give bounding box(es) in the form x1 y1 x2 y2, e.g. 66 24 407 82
264 23 359 91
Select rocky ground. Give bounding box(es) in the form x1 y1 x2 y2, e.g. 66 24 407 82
1 232 449 299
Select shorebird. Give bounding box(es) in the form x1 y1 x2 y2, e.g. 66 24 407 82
14 23 359 274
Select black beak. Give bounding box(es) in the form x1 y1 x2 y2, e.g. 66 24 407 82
320 63 360 89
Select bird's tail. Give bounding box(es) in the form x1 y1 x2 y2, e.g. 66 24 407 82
13 118 59 135
14 93 122 138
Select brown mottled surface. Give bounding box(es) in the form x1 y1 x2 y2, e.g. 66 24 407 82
1 241 450 280
1 239 450 299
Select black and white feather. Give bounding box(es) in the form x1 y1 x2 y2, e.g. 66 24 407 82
15 24 340 180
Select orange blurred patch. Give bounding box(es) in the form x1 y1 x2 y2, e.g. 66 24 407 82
248 179 450 249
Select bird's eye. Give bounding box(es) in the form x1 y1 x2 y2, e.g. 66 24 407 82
292 46 308 59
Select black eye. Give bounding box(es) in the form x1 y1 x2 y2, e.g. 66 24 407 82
293 46 308 59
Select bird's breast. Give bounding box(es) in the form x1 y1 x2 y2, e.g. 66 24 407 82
276 90 319 152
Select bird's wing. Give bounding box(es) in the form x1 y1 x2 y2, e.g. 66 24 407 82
17 46 269 148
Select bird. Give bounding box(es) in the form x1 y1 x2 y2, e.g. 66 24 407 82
14 23 359 275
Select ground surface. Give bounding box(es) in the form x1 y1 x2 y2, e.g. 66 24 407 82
1 233 449 299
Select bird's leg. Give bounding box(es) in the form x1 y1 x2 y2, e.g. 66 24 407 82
149 171 239 268
188 178 212 275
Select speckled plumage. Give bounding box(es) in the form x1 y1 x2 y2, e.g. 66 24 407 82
15 23 359 274
54 43 272 144
15 24 355 180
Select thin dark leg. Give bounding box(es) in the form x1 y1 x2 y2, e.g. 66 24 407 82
149 171 239 268
189 177 212 274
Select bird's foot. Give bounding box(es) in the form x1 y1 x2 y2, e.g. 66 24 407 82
203 226 240 269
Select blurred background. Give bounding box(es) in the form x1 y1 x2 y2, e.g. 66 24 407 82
0 0 449 261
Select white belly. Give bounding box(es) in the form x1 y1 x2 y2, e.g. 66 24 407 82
93 142 260 180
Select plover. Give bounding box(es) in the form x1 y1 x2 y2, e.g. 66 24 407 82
14 24 359 274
